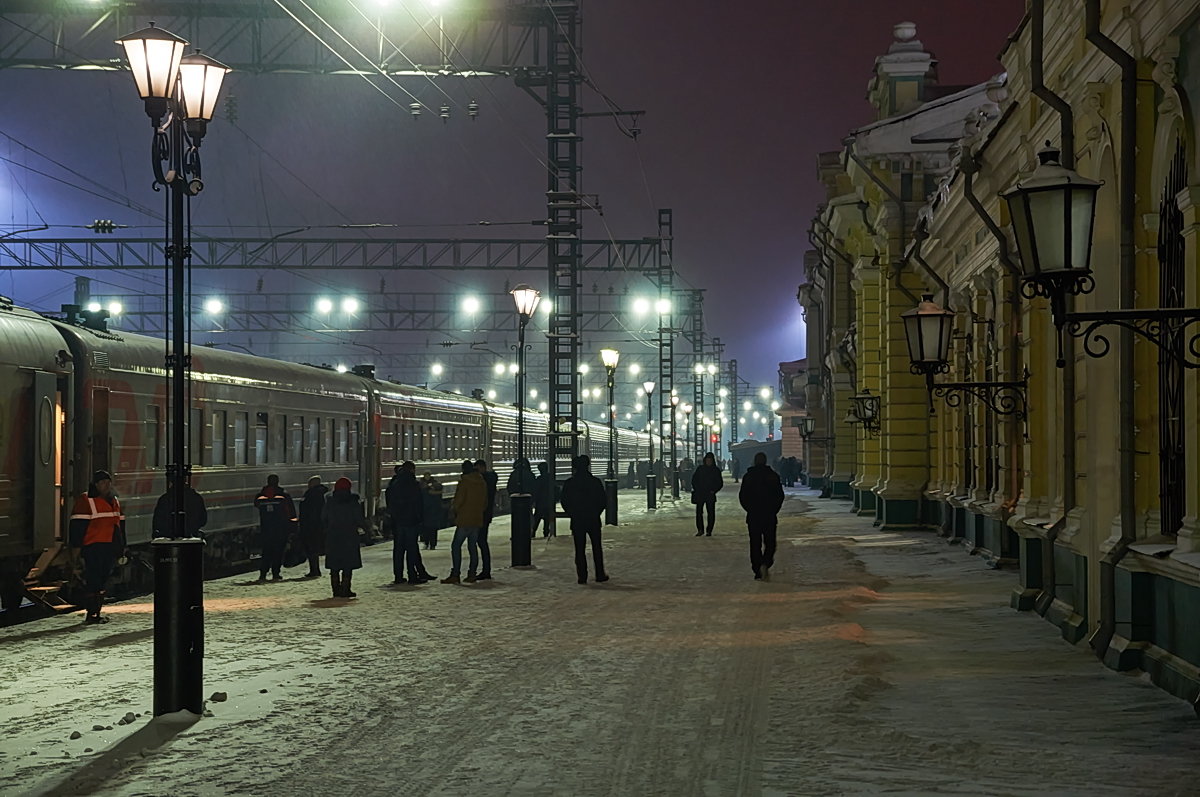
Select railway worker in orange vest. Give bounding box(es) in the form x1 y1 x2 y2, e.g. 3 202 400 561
255 474 297 583
68 470 126 625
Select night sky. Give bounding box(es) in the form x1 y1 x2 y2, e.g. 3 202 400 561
0 0 1025 391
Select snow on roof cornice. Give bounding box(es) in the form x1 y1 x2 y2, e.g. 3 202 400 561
852 73 1006 133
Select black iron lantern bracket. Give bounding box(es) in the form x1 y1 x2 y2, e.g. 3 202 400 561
915 365 1030 437
1062 308 1200 369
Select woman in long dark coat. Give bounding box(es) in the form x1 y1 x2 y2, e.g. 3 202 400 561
322 477 369 598
298 476 328 578
419 475 446 550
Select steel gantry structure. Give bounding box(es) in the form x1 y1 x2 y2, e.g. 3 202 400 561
0 0 643 484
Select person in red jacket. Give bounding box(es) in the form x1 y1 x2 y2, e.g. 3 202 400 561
68 470 126 624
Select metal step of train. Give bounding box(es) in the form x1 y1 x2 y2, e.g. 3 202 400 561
23 583 79 612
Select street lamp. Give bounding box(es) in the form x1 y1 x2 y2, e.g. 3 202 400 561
118 21 229 718
847 389 881 436
510 283 540 562
901 293 1029 423
1004 143 1200 368
600 348 620 525
1001 144 1101 365
643 380 657 509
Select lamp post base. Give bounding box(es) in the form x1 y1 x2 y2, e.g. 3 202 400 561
646 475 658 510
153 537 205 716
510 494 533 566
604 479 619 526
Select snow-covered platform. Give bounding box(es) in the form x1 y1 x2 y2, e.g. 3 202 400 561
2 489 1197 796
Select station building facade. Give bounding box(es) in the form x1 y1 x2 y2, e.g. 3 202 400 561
801 6 1200 708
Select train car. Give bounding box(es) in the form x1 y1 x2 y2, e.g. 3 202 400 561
0 298 74 607
0 296 659 618
728 438 782 477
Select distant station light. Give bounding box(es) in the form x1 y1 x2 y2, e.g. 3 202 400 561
315 297 333 314
341 297 360 314
203 298 223 314
462 296 481 314
431 363 444 377
107 302 123 316
494 363 506 375
632 297 650 316
655 298 671 315
335 364 348 373
86 301 102 313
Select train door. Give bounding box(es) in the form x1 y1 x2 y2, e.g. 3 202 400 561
31 372 65 549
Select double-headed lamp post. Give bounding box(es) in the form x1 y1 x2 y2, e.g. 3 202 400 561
510 284 540 564
643 380 657 509
600 348 620 526
118 23 229 718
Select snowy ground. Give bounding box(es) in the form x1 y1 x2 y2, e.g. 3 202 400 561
1 489 1197 796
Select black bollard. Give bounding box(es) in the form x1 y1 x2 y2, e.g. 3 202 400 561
153 538 205 716
604 479 619 526
510 494 533 566
646 474 657 510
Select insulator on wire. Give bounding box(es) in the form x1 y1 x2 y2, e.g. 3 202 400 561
409 102 422 119
467 100 479 120
439 104 451 122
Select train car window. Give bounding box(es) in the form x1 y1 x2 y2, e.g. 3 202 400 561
307 417 319 463
349 420 359 465
273 414 287 464
336 420 348 464
190 408 203 467
323 419 333 463
390 423 399 462
234 412 248 466
145 405 160 469
211 410 227 466
91 387 110 474
254 412 268 465
291 417 303 464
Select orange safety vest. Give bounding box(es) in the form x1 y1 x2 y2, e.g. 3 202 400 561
70 494 125 546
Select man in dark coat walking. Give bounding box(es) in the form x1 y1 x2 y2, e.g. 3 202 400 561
690 452 724 536
560 454 609 585
298 476 328 578
386 462 429 585
738 452 785 580
254 474 296 582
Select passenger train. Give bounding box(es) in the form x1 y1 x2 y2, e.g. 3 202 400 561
0 295 668 615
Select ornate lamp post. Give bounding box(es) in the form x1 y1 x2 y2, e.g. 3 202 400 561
901 293 1029 425
600 348 620 525
643 380 657 509
118 22 229 717
1003 144 1200 369
510 283 540 564
846 389 881 436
